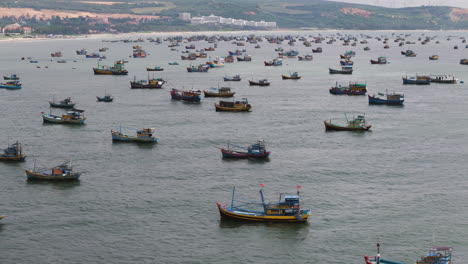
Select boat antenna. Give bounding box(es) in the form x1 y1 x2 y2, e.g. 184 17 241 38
230 186 236 210
297 185 301 196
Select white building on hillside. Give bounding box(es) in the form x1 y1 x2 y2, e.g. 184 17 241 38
179 13 191 21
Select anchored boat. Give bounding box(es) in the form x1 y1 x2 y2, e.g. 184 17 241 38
249 79 270 86
25 160 81 181
49 97 76 108
220 140 270 159
0 80 22 89
111 128 157 143
42 109 86 124
368 91 404 105
215 98 251 112
203 87 235 97
216 186 310 222
324 113 371 131
0 141 26 161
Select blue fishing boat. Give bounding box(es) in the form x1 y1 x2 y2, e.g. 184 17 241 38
368 91 404 105
402 75 430 85
0 141 26 161
42 109 86 124
364 243 407 264
170 88 202 102
25 160 81 181
111 128 157 143
364 243 453 264
220 141 270 159
3 74 19 80
0 80 22 89
216 186 310 222
96 94 114 102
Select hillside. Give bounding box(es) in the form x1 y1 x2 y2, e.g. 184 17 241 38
0 0 468 34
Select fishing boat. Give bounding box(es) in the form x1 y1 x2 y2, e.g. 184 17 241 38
215 98 251 112
220 140 270 159
96 94 114 102
364 243 405 264
402 75 430 85
402 50 416 57
93 62 128 75
282 72 301 80
370 56 388 64
430 74 457 84
340 60 354 66
312 47 322 53
146 66 164 71
29 60 38 63
111 128 157 143
25 160 81 181
249 79 270 86
0 141 26 161
0 80 22 89
130 77 165 89
50 51 62 57
416 247 453 264
187 64 210 72
368 91 404 105
42 109 86 124
363 46 370 51
133 51 147 58
324 114 371 131
86 53 100 58
203 87 235 97
223 75 241 81
329 67 353 74
168 62 179 65
216 186 310 222
264 59 282 66
429 55 439 60
459 59 468 65
57 59 66 63
237 55 252 62
48 97 76 108
329 82 367 95
206 61 224 68
298 54 313 61
170 88 201 102
3 74 19 80
76 49 87 55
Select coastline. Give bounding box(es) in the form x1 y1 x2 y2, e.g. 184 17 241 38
1 28 468 43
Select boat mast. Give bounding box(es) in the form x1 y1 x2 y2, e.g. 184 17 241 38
230 186 236 210
259 188 266 211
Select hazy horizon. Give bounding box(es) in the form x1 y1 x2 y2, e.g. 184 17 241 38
327 0 468 8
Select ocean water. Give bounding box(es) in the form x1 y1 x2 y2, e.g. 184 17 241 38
0 30 467 264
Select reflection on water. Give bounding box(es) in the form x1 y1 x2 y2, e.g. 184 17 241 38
26 179 81 190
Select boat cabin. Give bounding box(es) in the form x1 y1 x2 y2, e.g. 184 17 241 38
136 128 155 139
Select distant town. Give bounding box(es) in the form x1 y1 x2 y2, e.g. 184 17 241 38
179 13 277 29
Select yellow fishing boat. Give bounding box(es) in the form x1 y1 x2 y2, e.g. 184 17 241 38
216 186 311 223
215 98 251 112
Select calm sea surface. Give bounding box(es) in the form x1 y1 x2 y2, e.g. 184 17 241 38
0 30 467 264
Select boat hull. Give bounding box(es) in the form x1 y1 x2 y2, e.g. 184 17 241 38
324 121 371 131
249 81 270 86
402 78 430 85
216 203 309 223
215 105 251 112
0 155 26 161
93 68 128 75
25 170 80 181
130 82 164 89
282 75 301 80
329 68 353 74
48 102 76 108
204 91 235 97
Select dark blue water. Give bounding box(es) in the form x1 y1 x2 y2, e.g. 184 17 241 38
0 31 467 263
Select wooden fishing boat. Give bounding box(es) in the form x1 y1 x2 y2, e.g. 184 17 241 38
329 67 353 74
215 98 251 112
86 53 100 58
49 97 76 108
223 75 241 81
402 75 430 85
298 54 313 61
42 109 86 124
329 82 366 95
220 140 270 159
111 128 157 143
50 51 62 57
429 55 439 60
237 55 252 62
264 59 282 66
170 88 201 102
130 77 165 89
368 91 404 105
249 79 270 86
216 186 310 222
25 160 81 181
430 74 457 84
133 51 147 58
0 80 22 89
146 66 164 71
0 141 26 161
187 64 209 72
203 87 235 97
93 62 128 75
96 94 114 102
370 56 388 64
459 59 468 65
312 47 322 53
3 74 19 80
76 49 87 55
324 114 371 131
282 72 301 80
